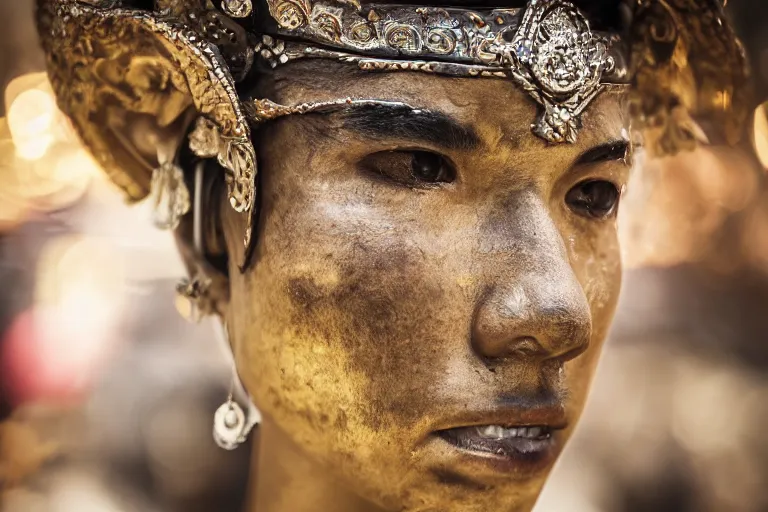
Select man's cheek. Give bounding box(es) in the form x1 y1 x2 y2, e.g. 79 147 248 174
239 271 372 450
283 244 456 416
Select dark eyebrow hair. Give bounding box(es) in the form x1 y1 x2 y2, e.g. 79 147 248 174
575 139 631 165
337 103 481 151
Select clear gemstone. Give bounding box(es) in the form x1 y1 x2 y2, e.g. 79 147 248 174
149 162 190 230
516 42 533 63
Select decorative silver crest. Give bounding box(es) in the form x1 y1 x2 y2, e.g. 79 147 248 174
251 0 625 144
188 116 256 248
507 0 612 143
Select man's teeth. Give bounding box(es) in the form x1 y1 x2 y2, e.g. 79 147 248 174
475 425 546 439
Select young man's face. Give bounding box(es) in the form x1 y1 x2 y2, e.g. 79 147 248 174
222 63 629 511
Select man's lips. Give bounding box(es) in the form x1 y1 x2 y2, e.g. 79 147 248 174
423 402 568 477
437 424 558 458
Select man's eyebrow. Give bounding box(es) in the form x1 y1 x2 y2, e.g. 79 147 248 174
335 103 481 151
574 139 631 165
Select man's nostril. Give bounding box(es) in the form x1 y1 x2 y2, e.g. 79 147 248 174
508 337 546 359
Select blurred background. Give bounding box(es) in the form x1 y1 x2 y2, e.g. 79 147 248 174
1 1 767 511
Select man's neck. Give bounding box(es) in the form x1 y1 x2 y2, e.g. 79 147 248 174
247 418 388 512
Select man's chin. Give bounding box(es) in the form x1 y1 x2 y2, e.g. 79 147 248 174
391 443 556 512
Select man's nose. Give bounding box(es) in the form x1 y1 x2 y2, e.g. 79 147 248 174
471 193 592 362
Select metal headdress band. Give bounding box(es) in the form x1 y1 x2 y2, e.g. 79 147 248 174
40 0 629 269
198 0 627 251
251 0 628 143
217 0 628 256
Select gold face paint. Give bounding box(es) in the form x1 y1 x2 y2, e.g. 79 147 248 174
221 65 629 512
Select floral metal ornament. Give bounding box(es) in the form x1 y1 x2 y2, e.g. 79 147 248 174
505 0 614 143
259 0 626 144
37 0 258 266
222 0 253 18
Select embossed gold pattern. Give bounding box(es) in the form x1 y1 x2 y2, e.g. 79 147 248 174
34 0 753 266
37 0 258 262
262 0 623 143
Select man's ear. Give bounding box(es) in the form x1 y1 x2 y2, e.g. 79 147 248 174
174 162 231 319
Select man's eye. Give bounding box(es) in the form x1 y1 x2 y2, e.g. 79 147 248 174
361 150 455 187
410 151 454 182
565 179 620 219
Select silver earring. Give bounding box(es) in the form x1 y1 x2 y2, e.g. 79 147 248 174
213 372 261 450
175 161 213 322
213 391 248 450
175 275 212 323
212 322 261 450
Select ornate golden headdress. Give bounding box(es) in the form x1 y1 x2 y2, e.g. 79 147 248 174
36 0 752 265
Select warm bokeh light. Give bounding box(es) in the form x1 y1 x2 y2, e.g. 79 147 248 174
34 234 126 358
7 88 57 161
0 73 102 221
52 148 103 182
753 104 768 170
35 148 100 208
1 236 127 405
0 128 31 230
619 146 760 269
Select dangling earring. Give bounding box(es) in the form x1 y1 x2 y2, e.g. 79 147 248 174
213 375 261 450
173 156 260 448
213 322 261 450
213 386 248 450
150 137 191 230
175 161 213 322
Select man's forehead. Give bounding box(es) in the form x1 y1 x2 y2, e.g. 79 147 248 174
261 63 628 150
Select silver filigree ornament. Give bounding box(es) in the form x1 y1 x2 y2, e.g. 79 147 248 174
221 0 253 18
188 117 221 159
76 0 121 6
255 35 289 68
188 117 256 248
256 0 626 144
506 0 612 143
